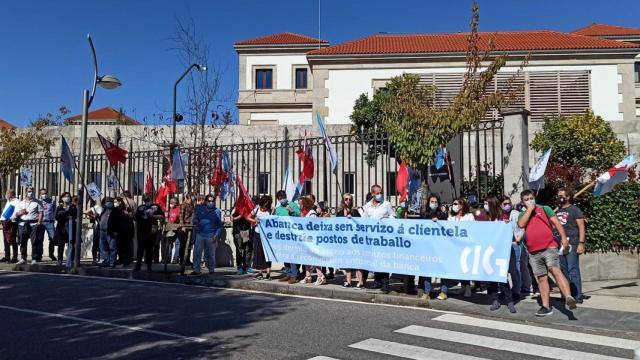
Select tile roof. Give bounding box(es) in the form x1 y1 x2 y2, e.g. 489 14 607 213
0 118 16 129
235 32 328 46
307 30 638 56
66 107 140 125
573 23 640 36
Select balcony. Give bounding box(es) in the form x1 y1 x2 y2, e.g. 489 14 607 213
237 89 313 108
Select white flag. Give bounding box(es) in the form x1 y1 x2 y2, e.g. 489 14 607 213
283 165 297 201
528 148 552 189
593 154 637 196
316 112 338 174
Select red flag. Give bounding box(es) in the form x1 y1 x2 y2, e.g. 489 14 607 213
234 175 254 218
163 159 177 193
296 132 314 182
155 185 168 212
210 149 227 194
396 161 409 202
97 132 128 166
144 168 155 194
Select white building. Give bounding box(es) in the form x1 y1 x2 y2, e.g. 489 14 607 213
235 24 640 151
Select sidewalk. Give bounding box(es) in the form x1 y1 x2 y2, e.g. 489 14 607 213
2 260 639 335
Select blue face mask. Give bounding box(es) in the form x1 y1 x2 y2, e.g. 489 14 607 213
206 202 215 209
374 194 384 203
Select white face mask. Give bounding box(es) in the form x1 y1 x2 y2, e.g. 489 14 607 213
62 197 71 204
483 204 490 212
26 192 33 199
452 205 460 213
526 199 536 206
429 203 438 211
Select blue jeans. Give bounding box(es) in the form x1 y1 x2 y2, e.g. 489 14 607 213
420 277 449 294
560 244 583 299
286 263 299 277
193 233 216 273
511 242 523 295
99 231 117 266
172 238 180 260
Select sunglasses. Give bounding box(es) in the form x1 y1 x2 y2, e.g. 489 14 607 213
453 202 460 206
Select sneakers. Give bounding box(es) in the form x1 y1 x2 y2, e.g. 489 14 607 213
313 277 327 286
535 306 553 317
246 268 256 274
463 285 472 298
342 282 352 288
565 296 578 310
507 302 517 314
237 268 245 275
490 300 501 311
30 260 38 265
354 283 364 290
16 259 26 265
437 292 448 300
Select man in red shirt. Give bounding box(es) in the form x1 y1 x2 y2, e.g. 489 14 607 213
517 190 576 316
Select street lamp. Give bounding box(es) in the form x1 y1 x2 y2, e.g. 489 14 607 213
171 63 207 152
74 34 121 271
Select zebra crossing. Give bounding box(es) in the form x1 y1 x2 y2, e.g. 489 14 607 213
308 313 640 360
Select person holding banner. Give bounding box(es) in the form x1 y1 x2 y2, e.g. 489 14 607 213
517 190 577 316
336 193 363 289
274 190 301 284
417 195 449 300
299 196 327 285
448 197 475 299
247 195 274 281
1 189 20 263
54 192 76 267
484 195 516 313
361 185 395 293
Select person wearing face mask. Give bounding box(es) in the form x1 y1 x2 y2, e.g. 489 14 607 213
517 189 576 316
85 199 103 265
178 193 196 266
555 188 586 304
1 189 20 263
448 197 475 299
14 186 44 265
134 194 165 271
484 195 516 313
190 194 223 275
54 192 76 267
98 196 125 268
336 193 363 288
165 197 181 264
35 189 57 263
273 190 300 283
417 195 448 300
361 184 395 293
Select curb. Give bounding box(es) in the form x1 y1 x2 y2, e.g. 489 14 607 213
0 263 431 310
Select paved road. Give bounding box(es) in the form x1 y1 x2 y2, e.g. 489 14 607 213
0 271 639 360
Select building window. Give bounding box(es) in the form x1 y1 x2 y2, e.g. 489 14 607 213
387 171 397 197
343 172 355 195
635 62 640 83
89 172 102 191
130 171 144 196
295 68 308 89
258 172 270 195
47 172 59 196
255 69 273 89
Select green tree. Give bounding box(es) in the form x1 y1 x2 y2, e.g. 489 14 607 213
0 118 57 194
349 2 526 170
530 111 626 173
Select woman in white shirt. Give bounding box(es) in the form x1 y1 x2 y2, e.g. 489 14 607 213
447 197 474 298
298 196 326 285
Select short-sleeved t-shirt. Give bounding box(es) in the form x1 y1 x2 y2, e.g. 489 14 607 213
555 205 584 245
519 205 556 253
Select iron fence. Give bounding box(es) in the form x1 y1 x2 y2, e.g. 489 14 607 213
10 121 504 215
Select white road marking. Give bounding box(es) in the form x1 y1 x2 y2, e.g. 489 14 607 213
0 270 459 314
433 313 640 350
349 338 489 360
396 325 627 360
307 357 342 360
0 304 206 343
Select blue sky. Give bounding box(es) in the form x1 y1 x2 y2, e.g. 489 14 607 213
1 0 639 127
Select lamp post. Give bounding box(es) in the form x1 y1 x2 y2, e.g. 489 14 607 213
74 34 121 271
171 63 207 153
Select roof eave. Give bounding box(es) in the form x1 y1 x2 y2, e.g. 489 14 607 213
307 48 640 61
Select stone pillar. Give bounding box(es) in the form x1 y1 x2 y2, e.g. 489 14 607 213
501 108 530 200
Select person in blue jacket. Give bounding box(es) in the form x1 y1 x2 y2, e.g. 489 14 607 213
191 194 223 275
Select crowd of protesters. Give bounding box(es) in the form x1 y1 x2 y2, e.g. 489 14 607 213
0 181 585 317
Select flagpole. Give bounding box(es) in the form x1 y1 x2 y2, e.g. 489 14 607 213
574 181 596 198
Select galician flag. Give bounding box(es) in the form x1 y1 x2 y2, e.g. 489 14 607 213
593 154 637 196
316 112 338 174
60 135 75 184
283 165 297 201
528 148 552 190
